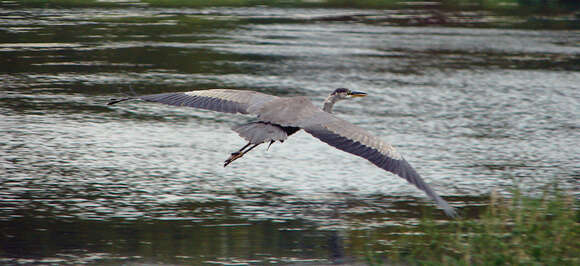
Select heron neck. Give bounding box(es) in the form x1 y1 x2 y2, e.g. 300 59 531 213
323 95 340 113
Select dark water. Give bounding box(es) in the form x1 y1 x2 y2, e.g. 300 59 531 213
1 4 579 265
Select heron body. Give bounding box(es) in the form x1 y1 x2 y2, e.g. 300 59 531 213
232 122 299 145
108 88 457 217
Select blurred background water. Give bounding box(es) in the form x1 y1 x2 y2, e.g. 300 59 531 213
1 1 579 264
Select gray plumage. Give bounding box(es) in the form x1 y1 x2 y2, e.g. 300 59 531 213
232 122 290 144
108 88 457 217
137 89 278 114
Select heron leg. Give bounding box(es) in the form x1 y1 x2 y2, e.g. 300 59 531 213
224 142 260 167
234 142 252 154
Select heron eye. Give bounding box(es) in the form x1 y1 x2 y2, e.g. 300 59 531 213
332 88 349 95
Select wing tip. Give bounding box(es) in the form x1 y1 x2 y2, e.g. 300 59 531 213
107 97 134 105
442 204 459 218
446 209 459 218
432 194 458 218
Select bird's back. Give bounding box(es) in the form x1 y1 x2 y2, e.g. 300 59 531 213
252 96 320 127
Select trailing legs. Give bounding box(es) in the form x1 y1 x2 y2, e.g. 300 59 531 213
224 142 260 167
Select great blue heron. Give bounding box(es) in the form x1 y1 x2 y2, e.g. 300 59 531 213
108 88 456 217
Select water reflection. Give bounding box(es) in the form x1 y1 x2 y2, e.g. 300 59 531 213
1 5 579 264
3 195 473 264
1 216 337 264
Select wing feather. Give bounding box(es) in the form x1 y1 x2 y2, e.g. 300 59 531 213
108 89 279 115
301 111 456 217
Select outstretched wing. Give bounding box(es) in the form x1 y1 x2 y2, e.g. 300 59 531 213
298 109 457 217
108 89 279 115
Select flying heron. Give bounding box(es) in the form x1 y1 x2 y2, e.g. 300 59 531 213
108 88 456 217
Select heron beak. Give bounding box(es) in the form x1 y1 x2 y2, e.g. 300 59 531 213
348 91 367 98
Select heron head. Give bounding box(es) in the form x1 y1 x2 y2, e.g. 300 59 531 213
331 88 367 100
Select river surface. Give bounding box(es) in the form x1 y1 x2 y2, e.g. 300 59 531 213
1 4 579 265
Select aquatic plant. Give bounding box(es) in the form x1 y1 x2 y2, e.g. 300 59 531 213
372 182 579 265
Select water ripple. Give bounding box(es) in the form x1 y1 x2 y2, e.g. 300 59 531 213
1 6 579 263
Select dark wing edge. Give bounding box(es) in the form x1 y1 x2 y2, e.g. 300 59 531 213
304 125 457 217
107 97 134 105
107 89 279 115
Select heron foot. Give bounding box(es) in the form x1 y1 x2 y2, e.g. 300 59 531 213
224 143 260 167
224 152 244 167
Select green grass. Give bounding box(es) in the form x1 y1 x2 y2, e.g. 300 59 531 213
374 182 579 265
